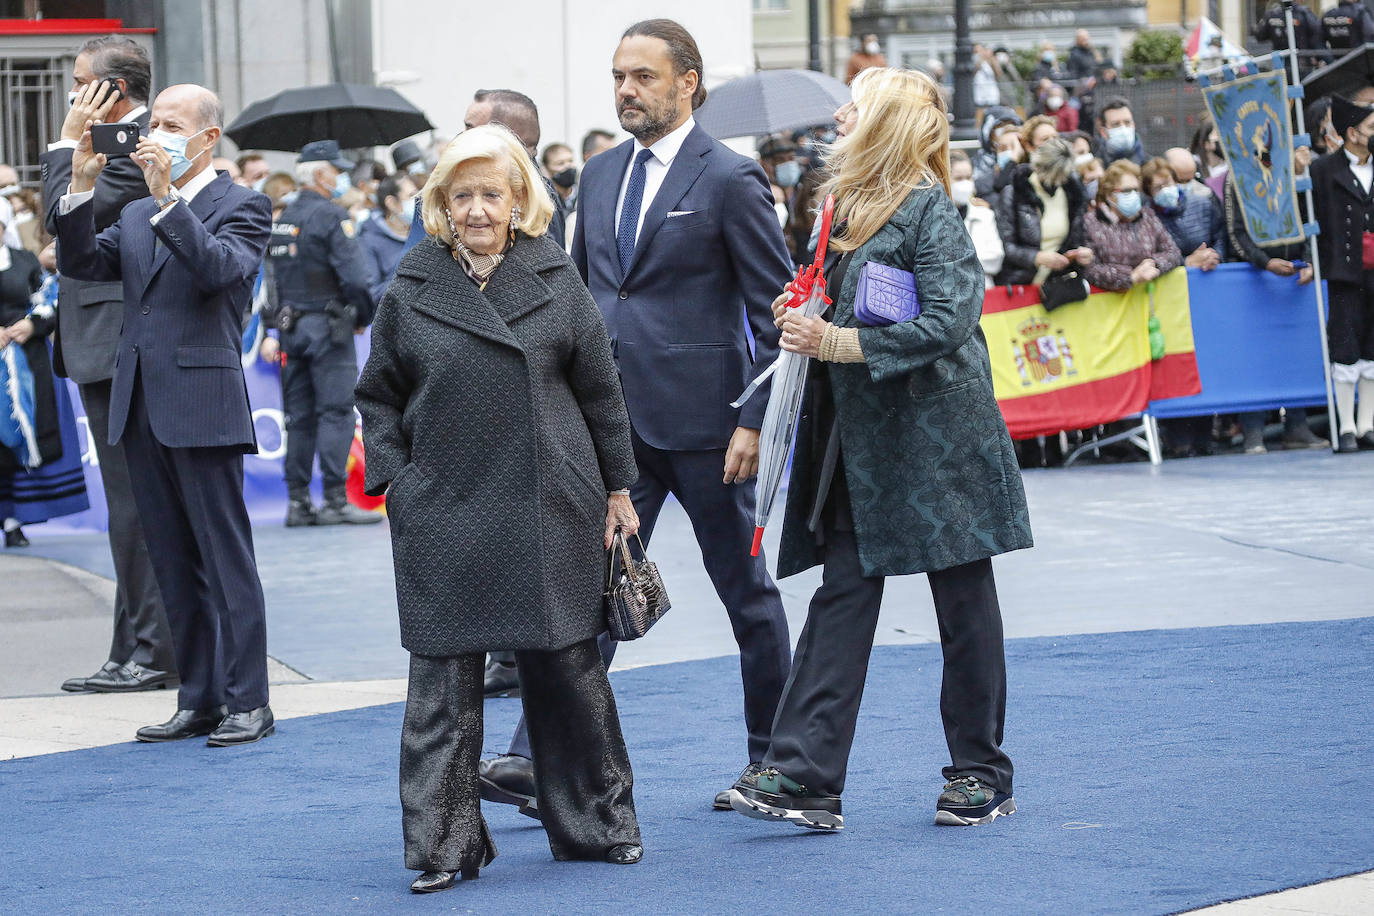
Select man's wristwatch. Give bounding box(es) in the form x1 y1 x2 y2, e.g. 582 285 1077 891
153 188 180 209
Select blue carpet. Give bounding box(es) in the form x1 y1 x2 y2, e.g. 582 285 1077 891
3 618 1372 914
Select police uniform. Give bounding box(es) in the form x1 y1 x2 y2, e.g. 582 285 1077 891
1256 2 1327 70
1321 0 1374 51
267 141 380 522
1311 97 1374 452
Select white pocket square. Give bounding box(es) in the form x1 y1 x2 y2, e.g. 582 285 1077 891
666 210 697 217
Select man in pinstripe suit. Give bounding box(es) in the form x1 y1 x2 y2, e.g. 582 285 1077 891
56 84 275 747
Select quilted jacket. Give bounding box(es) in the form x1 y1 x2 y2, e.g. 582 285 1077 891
776 185 1033 579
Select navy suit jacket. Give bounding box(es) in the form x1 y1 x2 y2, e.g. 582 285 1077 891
571 125 792 451
55 171 272 451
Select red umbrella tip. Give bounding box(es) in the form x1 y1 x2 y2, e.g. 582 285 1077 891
750 526 765 557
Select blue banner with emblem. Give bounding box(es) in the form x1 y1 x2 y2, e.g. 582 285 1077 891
1202 68 1306 246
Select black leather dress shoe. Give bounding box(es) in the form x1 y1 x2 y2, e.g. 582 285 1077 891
410 865 479 893
606 844 643 865
135 706 228 742
478 754 540 820
482 658 521 697
62 660 120 693
86 662 178 693
206 705 275 746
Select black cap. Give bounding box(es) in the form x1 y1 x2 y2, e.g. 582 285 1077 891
298 140 353 171
1331 95 1374 135
391 139 424 171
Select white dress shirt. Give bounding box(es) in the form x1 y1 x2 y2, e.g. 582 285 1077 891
614 116 697 248
47 104 147 153
60 164 219 228
1346 149 1373 195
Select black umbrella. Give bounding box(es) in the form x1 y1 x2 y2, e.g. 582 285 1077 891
1303 43 1374 103
694 69 849 140
225 82 433 151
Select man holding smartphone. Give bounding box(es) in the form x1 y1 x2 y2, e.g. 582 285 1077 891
40 36 178 695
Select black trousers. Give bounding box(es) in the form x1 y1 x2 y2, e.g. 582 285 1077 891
401 639 640 871
280 314 358 496
77 378 176 672
762 522 1013 797
1328 272 1374 366
120 374 269 712
508 427 792 762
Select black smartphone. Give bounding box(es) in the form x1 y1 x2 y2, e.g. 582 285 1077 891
90 122 138 157
97 78 122 104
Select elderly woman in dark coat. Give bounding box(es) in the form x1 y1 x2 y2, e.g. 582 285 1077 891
729 69 1031 832
355 125 643 894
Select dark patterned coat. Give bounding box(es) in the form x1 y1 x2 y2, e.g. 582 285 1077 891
355 233 637 656
777 186 1033 579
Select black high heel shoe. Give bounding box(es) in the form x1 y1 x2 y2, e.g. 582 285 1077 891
409 865 480 893
4 526 29 548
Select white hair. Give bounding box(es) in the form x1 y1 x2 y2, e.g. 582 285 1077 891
293 160 333 187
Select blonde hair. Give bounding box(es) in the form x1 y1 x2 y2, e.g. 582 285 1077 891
1096 158 1140 207
421 123 554 245
1020 115 1057 151
820 67 950 252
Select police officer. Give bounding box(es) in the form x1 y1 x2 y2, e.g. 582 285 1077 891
266 140 381 526
1255 0 1328 71
1322 0 1374 53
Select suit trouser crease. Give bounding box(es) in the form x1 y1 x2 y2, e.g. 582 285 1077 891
122 372 269 712
761 517 1013 797
509 429 791 762
403 640 638 871
78 379 176 671
281 317 358 494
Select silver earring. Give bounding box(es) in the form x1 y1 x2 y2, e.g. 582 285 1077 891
510 204 522 222
445 208 459 241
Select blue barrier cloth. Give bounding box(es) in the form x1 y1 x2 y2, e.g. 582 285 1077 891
1150 263 1327 417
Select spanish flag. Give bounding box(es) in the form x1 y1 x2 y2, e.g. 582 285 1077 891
980 268 1201 440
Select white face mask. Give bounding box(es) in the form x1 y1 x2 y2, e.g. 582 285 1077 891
865 41 881 55
1073 152 1095 167
774 202 789 229
951 179 975 207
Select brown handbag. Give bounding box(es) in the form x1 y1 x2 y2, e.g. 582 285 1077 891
604 528 670 641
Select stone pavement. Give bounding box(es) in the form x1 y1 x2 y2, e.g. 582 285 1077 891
1 448 1371 912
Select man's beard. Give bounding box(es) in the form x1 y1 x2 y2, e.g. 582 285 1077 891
618 96 680 144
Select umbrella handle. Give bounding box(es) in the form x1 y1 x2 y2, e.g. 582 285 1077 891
812 195 836 270
750 526 765 557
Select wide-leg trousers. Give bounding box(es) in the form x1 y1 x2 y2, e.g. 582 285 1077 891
401 638 640 872
761 521 1014 797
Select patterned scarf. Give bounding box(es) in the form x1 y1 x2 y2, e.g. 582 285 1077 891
450 232 509 288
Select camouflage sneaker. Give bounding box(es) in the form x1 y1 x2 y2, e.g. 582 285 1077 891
729 767 843 830
935 775 1016 826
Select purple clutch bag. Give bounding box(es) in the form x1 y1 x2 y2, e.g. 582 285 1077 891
852 262 921 326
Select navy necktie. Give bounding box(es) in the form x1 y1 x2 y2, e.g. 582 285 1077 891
618 149 655 273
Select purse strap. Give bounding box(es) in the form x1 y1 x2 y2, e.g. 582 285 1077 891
606 527 649 589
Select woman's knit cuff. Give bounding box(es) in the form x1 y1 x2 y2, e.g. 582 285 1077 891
819 325 866 363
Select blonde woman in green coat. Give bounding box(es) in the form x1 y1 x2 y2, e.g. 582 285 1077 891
729 67 1032 831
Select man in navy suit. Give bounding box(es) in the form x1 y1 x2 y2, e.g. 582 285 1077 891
56 84 276 746
479 19 795 811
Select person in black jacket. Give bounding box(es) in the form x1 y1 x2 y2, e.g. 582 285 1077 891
265 140 381 527
993 138 1094 286
1311 96 1374 451
1322 0 1374 52
1256 1 1328 72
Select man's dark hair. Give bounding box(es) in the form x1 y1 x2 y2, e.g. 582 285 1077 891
352 158 386 182
540 142 571 169
581 129 615 159
622 19 707 110
1098 96 1132 125
78 35 151 104
473 88 541 150
376 173 409 208
236 152 265 171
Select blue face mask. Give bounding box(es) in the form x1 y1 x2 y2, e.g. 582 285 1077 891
997 150 1016 168
1114 189 1143 219
150 127 210 181
400 196 417 223
1106 125 1136 154
774 160 802 188
1152 185 1182 211
332 172 352 199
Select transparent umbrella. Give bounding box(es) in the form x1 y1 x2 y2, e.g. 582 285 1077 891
733 195 836 556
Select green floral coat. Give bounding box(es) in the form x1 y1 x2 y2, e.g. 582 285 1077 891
776 185 1033 579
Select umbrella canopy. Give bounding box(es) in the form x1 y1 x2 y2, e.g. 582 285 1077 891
225 83 433 152
731 196 836 556
1303 43 1374 103
695 69 850 140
